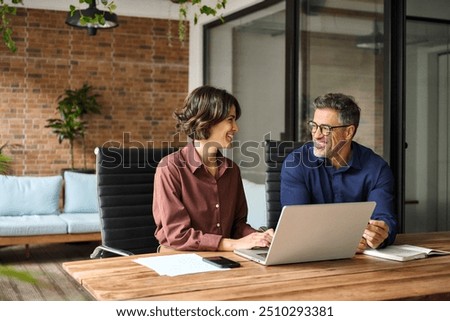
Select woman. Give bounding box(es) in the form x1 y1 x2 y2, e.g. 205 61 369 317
153 85 273 251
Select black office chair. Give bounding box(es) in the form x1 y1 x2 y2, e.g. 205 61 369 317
90 146 176 258
264 140 304 229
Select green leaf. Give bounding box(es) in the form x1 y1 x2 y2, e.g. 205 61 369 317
178 20 186 42
0 153 12 175
4 6 17 15
199 6 216 16
0 0 21 53
2 27 16 53
0 266 37 284
97 14 106 25
179 7 187 19
79 16 90 26
108 3 117 13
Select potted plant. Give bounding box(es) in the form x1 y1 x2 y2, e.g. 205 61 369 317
45 83 102 171
0 146 12 175
0 142 22 174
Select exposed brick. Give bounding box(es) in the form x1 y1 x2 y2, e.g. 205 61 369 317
0 8 189 175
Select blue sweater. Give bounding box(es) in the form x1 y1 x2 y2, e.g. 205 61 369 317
280 141 397 246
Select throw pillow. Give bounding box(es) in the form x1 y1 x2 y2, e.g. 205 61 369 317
0 175 62 215
63 171 99 213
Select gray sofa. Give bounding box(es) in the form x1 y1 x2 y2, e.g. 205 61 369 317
0 171 101 257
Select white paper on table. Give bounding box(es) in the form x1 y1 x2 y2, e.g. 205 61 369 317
133 253 229 276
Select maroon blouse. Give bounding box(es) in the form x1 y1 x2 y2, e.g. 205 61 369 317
153 142 256 251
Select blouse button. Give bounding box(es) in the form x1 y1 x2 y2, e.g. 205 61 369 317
216 223 221 227
215 204 219 208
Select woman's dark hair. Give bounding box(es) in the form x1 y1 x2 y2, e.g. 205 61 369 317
313 93 361 128
174 85 241 140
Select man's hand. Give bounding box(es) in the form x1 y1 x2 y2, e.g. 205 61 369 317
362 220 389 250
356 237 367 253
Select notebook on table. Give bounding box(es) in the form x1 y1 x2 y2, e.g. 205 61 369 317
363 244 450 262
234 202 376 266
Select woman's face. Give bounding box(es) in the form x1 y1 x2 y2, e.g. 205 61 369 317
205 105 239 149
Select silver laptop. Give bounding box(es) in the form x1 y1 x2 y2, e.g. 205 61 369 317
234 202 376 266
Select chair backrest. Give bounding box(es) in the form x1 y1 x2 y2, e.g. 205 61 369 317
264 140 304 229
95 147 176 255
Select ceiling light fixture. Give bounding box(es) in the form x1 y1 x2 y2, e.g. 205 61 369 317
356 20 384 51
66 1 119 36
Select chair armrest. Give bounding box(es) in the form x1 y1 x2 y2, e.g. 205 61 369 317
90 245 134 259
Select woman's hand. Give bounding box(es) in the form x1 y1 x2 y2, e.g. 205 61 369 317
219 229 274 251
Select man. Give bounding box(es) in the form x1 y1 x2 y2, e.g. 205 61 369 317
280 93 397 252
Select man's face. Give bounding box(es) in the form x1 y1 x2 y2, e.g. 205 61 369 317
311 108 350 159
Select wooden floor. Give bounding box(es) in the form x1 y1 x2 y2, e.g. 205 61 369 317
0 242 99 301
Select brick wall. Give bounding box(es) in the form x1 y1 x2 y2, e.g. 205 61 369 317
0 8 189 175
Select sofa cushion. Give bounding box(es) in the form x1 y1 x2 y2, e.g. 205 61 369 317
59 213 100 234
63 171 99 213
0 215 67 236
0 175 62 216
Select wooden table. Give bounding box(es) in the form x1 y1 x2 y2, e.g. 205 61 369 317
62 232 450 301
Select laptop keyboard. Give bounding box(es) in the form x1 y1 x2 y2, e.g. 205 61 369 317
251 247 269 259
252 246 269 250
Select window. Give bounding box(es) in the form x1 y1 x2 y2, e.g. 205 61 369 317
205 0 286 183
205 0 386 182
298 0 385 156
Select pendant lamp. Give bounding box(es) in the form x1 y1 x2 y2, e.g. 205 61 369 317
66 1 119 36
356 20 384 51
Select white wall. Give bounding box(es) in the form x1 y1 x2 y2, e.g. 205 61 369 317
407 0 450 19
232 29 285 183
17 0 179 19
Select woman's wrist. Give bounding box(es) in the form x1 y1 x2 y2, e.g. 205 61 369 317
218 238 236 251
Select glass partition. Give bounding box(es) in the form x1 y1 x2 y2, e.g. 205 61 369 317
206 1 286 183
405 19 450 232
205 0 386 183
298 0 385 156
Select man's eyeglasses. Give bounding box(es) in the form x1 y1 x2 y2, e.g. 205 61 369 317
307 120 353 136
